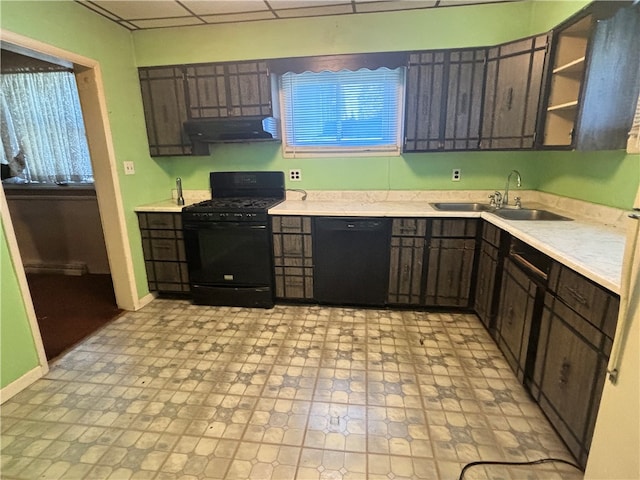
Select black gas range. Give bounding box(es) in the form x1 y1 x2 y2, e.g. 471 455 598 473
182 171 285 308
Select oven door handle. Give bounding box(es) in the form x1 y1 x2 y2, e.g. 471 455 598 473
183 222 267 230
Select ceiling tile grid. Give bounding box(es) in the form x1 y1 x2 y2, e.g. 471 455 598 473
76 0 516 31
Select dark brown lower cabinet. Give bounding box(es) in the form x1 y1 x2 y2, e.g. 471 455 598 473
530 262 619 469
137 212 190 294
387 219 427 305
494 258 543 382
424 219 478 307
473 221 505 334
272 216 314 300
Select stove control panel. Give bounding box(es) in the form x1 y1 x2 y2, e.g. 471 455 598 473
183 211 267 223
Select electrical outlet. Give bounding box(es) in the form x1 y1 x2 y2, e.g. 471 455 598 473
124 161 135 175
452 168 461 182
289 169 302 182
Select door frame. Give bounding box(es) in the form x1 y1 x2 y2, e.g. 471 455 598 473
1 30 143 382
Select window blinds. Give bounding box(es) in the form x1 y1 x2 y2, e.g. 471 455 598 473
280 68 404 156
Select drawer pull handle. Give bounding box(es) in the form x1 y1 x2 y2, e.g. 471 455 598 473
566 286 588 306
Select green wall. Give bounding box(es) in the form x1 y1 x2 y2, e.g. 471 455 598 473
1 222 39 388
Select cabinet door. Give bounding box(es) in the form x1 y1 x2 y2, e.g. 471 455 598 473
404 52 446 151
404 49 484 152
474 241 499 330
272 216 313 300
138 67 192 156
226 61 273 117
424 237 476 307
424 219 477 307
482 35 547 149
186 61 273 119
443 49 485 150
138 213 190 293
495 259 539 381
388 218 427 305
533 297 607 467
575 4 640 150
185 64 229 118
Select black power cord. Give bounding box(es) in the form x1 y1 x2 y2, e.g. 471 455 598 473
458 457 583 480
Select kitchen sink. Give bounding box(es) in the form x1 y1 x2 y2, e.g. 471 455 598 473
430 202 493 212
493 208 572 221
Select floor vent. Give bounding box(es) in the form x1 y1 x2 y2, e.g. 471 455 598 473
24 262 88 276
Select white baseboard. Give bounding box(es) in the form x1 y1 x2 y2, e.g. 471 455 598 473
0 365 47 404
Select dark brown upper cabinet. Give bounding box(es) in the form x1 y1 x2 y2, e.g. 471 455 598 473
139 60 274 156
539 2 640 150
139 66 192 157
185 61 273 119
404 49 485 151
405 35 547 153
481 35 548 150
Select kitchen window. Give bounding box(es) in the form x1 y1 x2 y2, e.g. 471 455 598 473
1 70 93 184
279 67 405 157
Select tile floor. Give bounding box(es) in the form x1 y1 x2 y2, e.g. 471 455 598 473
1 300 584 480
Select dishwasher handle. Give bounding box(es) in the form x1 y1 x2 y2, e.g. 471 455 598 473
316 217 389 232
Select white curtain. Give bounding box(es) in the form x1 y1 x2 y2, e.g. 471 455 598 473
0 71 93 183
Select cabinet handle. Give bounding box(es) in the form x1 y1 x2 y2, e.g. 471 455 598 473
565 286 588 306
506 87 513 111
559 359 571 386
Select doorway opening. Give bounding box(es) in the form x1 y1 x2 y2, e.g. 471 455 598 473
1 46 124 360
1 31 139 373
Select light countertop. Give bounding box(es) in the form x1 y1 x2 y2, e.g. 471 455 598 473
136 190 628 294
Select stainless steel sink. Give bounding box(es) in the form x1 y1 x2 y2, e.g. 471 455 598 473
493 208 572 221
430 202 493 212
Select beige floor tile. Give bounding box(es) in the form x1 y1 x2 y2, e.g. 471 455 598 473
0 301 584 480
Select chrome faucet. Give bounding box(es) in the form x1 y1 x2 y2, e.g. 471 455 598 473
503 170 521 207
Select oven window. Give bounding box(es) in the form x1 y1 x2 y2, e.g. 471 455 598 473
185 225 272 286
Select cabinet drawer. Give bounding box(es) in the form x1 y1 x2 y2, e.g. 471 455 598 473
391 218 427 237
272 216 311 234
138 212 181 230
548 262 619 334
481 221 502 247
144 238 185 262
431 218 477 238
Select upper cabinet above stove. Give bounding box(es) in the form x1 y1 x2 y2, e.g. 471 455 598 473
139 60 277 157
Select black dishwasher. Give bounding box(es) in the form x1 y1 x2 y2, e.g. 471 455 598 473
314 217 391 306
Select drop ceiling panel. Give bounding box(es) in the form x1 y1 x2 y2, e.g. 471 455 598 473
77 0 520 30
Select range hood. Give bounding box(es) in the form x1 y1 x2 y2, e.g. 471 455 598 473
184 116 280 155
